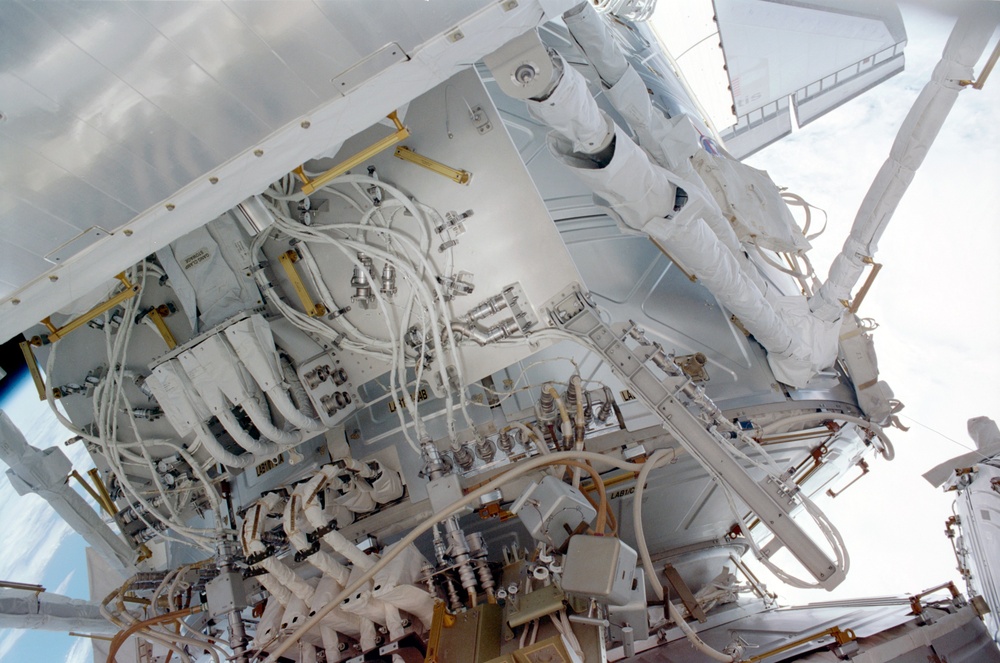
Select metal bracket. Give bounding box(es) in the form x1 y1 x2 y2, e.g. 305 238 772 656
470 105 492 134
662 564 708 623
826 458 870 498
296 111 409 195
549 292 844 588
31 272 140 345
674 352 709 382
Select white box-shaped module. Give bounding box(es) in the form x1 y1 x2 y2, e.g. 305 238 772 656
561 535 638 606
510 475 596 550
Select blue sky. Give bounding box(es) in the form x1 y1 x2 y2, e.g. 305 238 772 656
0 373 96 663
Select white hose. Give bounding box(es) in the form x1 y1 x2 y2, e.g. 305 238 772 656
215 407 283 457
633 450 734 662
267 385 323 431
241 397 303 446
760 412 894 461
194 423 255 469
264 449 667 662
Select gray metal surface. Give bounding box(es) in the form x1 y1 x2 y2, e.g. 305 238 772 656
0 0 577 342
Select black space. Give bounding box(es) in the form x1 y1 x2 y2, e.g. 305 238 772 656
0 334 29 402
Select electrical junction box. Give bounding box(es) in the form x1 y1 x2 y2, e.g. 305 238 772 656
561 535 638 606
510 475 596 550
206 571 248 618
427 473 464 514
607 567 650 642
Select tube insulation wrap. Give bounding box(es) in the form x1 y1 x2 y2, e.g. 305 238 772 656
241 398 303 446
216 407 283 457
260 555 315 604
281 355 318 419
268 386 324 432
225 315 325 432
145 362 210 436
257 574 294 608
223 315 284 391
195 423 254 469
563 2 629 87
301 474 373 569
528 63 613 155
310 576 362 637
812 9 999 321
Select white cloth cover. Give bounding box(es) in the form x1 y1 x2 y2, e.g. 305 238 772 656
178 336 256 413
0 589 117 633
924 417 1000 487
225 315 324 432
527 63 612 155
969 417 1000 452
371 544 436 631
692 149 811 253
531 47 840 386
811 9 999 321
160 215 261 332
310 575 362 638
254 586 286 645
147 360 210 436
602 63 673 169
224 315 283 392
563 2 629 87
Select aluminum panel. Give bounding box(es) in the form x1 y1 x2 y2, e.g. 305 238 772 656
220 2 369 96
0 238 52 292
0 0 579 340
128 2 320 129
311 0 493 56
0 197 83 260
15 3 229 179
0 136 136 233
24 0 269 161
1 112 172 215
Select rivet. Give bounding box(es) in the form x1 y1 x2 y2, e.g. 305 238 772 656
123 229 133 237
49 275 59 282
209 176 219 185
254 149 264 157
11 298 20 305
301 120 311 129
166 203 176 211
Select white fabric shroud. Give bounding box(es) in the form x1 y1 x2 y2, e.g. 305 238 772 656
811 8 999 322
158 215 261 333
529 58 834 386
545 115 823 386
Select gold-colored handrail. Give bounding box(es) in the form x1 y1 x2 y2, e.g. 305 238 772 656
745 626 856 663
297 111 409 195
394 146 471 184
846 257 882 314
87 468 118 517
31 273 140 345
18 340 48 401
70 470 109 513
0 580 45 594
278 250 326 317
